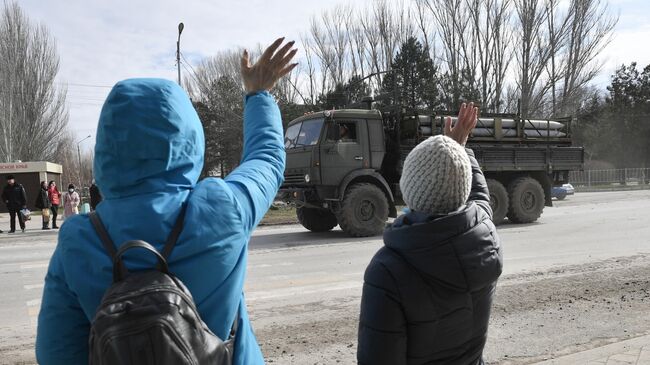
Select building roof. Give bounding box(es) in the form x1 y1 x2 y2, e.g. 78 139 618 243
0 161 63 174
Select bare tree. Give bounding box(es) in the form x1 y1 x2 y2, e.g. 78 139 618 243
185 50 245 176
299 34 319 105
557 0 616 115
544 0 571 115
423 0 474 109
513 0 555 116
0 1 69 162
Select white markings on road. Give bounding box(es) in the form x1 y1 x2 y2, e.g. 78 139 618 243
248 261 294 269
24 283 44 290
246 281 361 302
20 261 49 270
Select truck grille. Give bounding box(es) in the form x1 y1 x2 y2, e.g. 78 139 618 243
284 173 305 184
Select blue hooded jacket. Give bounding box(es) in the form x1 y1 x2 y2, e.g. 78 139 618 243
36 78 285 365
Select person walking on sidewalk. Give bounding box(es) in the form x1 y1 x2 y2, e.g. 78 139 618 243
357 103 503 365
2 175 27 233
62 183 80 218
36 38 297 365
47 181 61 229
35 181 52 230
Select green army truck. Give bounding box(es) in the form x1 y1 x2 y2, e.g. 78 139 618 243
278 99 584 237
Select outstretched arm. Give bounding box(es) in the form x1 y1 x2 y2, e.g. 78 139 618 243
465 148 492 217
443 102 492 217
224 38 298 232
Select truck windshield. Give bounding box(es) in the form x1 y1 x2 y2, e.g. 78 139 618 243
284 118 324 149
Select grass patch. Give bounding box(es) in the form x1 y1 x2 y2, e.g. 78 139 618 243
261 205 298 226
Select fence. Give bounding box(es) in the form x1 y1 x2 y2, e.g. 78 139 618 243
570 168 650 187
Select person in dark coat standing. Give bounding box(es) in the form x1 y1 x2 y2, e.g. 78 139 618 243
2 175 28 233
89 180 102 211
35 181 52 230
357 103 503 365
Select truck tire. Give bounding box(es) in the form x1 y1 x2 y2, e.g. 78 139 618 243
296 207 338 232
486 179 508 225
337 183 388 237
507 177 545 223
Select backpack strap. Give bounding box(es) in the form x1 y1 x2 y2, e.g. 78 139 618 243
89 206 187 277
89 211 128 279
161 204 187 259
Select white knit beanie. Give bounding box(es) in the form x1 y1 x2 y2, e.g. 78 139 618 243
400 135 472 215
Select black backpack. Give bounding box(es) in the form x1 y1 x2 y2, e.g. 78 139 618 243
88 208 237 365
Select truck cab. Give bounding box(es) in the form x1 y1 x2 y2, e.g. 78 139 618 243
280 109 397 237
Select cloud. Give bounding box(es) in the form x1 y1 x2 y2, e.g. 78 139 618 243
18 0 351 149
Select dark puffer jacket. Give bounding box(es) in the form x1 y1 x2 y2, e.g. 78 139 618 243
2 183 27 210
35 188 51 210
357 149 503 365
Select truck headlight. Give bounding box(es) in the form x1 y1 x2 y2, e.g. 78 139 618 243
304 174 311 183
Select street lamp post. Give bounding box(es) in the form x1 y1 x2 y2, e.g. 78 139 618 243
177 22 184 86
76 135 92 199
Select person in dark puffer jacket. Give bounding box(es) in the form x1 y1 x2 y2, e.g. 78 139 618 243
358 103 503 365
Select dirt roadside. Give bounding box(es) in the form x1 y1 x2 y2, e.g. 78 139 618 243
254 254 650 364
2 255 648 365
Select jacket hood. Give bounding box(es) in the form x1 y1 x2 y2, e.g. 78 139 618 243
383 203 502 292
94 78 204 199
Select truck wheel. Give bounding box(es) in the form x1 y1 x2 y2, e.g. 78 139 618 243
296 207 338 232
486 179 508 225
337 183 388 237
507 177 545 223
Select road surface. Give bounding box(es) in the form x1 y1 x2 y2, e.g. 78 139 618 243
1 190 649 364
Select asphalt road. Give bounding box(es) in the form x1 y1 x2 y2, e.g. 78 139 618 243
1 190 649 364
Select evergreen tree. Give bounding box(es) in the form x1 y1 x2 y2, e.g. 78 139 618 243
380 37 441 110
604 63 650 168
318 75 371 110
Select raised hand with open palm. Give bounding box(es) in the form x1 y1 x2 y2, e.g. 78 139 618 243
444 102 479 146
240 37 298 94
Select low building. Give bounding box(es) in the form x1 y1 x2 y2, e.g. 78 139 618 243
0 161 63 213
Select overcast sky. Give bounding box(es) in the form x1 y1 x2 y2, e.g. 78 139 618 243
15 0 650 150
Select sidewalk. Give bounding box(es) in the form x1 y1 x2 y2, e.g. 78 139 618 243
532 335 650 365
0 211 64 232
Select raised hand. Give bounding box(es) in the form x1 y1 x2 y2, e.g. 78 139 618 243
240 37 298 94
444 102 479 146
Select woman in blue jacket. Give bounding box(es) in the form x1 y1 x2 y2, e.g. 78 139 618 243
36 37 297 365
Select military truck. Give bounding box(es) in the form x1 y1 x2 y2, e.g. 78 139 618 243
278 99 584 237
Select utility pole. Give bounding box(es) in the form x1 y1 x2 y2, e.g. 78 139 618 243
177 22 184 86
76 135 91 199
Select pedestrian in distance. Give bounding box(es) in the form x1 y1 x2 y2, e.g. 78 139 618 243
89 179 102 211
35 181 52 230
62 183 80 218
357 103 503 365
2 174 27 233
47 181 61 229
36 37 298 365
